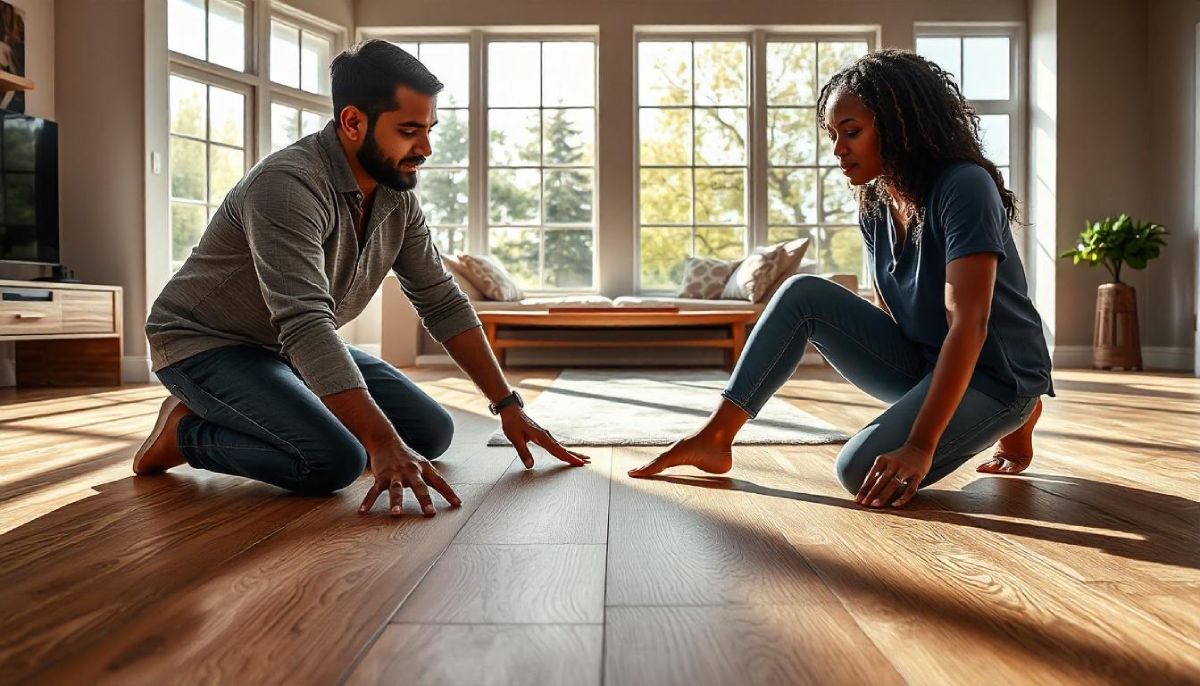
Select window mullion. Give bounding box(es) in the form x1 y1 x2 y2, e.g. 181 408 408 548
469 30 487 255
750 30 768 251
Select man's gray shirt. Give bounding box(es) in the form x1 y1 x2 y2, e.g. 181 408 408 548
146 121 481 396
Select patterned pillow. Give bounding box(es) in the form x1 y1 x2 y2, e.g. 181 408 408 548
455 254 526 301
675 256 741 299
720 242 791 303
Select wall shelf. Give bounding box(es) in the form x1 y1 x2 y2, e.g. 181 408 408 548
0 70 34 91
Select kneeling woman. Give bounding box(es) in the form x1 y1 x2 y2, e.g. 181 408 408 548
630 49 1054 509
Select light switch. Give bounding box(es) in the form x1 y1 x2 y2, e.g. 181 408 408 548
151 151 162 174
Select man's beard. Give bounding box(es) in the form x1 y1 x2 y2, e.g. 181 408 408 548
356 122 424 192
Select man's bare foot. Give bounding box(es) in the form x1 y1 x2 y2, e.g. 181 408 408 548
133 395 192 475
628 432 733 478
977 397 1043 475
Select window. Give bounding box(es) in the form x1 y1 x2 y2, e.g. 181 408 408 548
637 41 748 290
270 17 332 95
764 39 869 280
167 0 246 72
270 103 326 151
916 29 1020 191
166 1 341 272
370 33 599 291
392 42 471 256
636 34 869 291
487 41 597 289
168 75 247 271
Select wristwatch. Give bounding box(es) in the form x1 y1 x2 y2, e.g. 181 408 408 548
488 389 524 415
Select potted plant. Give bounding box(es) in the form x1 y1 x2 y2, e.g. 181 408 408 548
1060 214 1167 370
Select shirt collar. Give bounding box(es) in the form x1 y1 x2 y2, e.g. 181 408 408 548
318 120 405 207
318 120 364 196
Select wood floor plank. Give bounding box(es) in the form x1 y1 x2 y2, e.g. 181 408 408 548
0 474 315 684
348 624 603 686
453 448 611 545
739 447 1200 684
27 482 492 685
604 605 903 686
393 544 606 624
607 448 841 607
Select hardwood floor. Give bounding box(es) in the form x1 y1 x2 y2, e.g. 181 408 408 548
1 367 1197 685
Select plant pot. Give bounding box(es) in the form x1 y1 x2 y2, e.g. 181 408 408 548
1092 282 1142 371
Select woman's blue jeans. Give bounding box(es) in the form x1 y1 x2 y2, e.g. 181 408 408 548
722 275 1040 494
155 345 454 495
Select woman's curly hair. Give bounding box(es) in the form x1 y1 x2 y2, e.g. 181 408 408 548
816 49 1018 241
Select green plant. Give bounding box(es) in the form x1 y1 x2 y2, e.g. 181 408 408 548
1060 214 1168 283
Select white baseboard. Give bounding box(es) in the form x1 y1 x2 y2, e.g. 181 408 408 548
1053 345 1195 371
123 356 155 384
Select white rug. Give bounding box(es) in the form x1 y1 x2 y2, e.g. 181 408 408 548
487 370 851 447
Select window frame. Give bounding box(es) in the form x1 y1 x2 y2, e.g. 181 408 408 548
914 23 1026 258
633 29 877 294
165 0 344 272
365 29 601 295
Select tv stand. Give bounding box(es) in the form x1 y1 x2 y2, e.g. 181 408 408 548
0 279 123 387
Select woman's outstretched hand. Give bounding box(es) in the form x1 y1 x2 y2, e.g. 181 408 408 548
855 442 932 508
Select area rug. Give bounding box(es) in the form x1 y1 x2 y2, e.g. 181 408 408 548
486 369 851 446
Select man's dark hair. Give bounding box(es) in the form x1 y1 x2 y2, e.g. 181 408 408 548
816 49 1018 241
330 39 444 122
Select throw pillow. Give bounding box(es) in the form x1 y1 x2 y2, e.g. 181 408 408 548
441 254 485 300
455 254 526 301
757 237 813 303
721 242 791 303
675 256 741 299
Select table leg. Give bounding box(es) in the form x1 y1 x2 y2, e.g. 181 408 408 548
483 322 506 367
726 322 747 372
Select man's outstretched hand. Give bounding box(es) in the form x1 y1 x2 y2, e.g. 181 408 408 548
499 406 591 469
359 440 461 517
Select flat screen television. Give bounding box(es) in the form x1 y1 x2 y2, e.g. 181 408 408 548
0 115 58 264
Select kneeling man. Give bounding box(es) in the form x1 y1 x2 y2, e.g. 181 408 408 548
136 40 588 516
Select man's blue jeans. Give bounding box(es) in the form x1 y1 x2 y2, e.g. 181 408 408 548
155 345 454 494
722 275 1040 494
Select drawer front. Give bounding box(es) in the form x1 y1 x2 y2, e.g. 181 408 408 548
61 291 116 333
0 299 64 335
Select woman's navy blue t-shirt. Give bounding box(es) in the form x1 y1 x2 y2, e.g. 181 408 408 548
862 162 1054 402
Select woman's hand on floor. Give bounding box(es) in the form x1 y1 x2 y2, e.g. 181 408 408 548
499 407 591 469
856 443 933 508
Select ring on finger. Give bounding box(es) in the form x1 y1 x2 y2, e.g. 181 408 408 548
892 475 906 485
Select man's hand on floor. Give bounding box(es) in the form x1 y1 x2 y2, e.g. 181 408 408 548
499 406 591 469
358 441 461 517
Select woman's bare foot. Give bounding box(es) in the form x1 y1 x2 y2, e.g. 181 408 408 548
628 432 734 478
977 397 1043 475
132 396 193 475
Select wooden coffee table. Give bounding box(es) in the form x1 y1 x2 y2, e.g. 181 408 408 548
477 307 759 371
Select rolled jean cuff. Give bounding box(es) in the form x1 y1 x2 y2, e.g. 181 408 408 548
720 390 761 421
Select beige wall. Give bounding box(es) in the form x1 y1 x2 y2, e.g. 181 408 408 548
56 0 148 363
1145 0 1198 350
1049 0 1197 358
1054 0 1151 349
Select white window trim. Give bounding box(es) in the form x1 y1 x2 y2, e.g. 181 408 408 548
164 0 345 271
364 29 601 295
633 29 877 294
914 23 1026 258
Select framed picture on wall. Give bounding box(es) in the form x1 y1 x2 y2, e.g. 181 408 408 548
0 0 25 114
